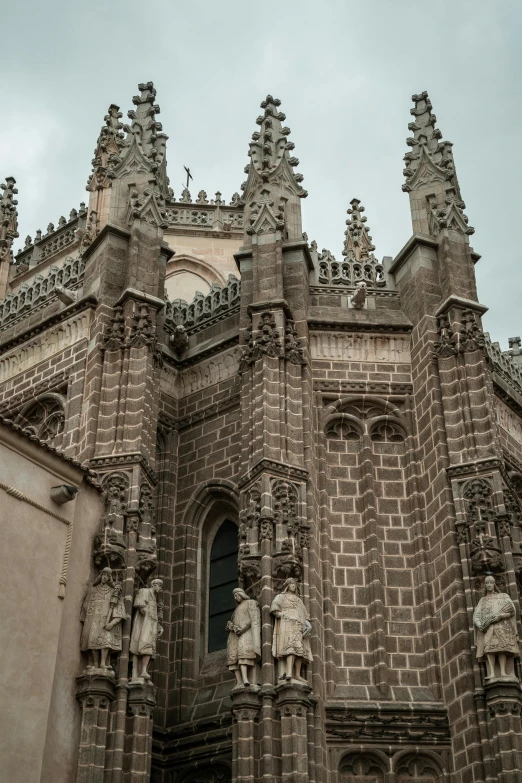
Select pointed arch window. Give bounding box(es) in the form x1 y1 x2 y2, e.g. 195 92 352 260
208 519 238 653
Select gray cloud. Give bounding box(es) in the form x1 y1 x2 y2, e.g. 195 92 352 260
2 0 521 346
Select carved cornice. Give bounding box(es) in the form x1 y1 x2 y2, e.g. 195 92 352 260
0 308 94 383
176 393 240 431
446 458 503 478
239 459 308 488
307 320 413 334
435 294 488 318
89 452 158 486
315 380 413 396
309 286 399 299
161 335 240 372
325 705 450 744
0 296 97 354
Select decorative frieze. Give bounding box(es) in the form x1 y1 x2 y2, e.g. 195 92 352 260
310 332 411 363
166 345 241 398
496 398 522 447
0 309 92 383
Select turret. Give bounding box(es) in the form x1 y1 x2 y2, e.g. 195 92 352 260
85 82 171 234
0 177 19 298
241 95 307 244
403 91 474 240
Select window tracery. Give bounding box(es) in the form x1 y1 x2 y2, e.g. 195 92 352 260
208 519 239 653
16 394 66 448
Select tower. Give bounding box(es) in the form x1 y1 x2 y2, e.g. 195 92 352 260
0 84 522 783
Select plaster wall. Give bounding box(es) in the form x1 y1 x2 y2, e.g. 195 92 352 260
0 425 102 783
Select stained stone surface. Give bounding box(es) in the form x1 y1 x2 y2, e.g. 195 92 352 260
1 85 522 783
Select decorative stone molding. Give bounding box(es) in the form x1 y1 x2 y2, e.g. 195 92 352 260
164 274 240 331
310 332 411 363
0 309 92 383
172 346 241 398
496 398 522 447
315 379 413 395
0 254 85 330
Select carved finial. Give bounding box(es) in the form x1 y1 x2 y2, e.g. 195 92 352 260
403 92 473 236
86 104 125 192
343 199 375 262
242 95 307 202
111 82 169 196
0 176 19 265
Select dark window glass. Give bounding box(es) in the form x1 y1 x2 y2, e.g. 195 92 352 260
208 519 238 652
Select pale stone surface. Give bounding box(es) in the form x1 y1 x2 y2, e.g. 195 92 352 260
473 576 519 682
0 423 102 783
130 579 163 681
226 589 261 688
271 579 312 683
164 233 241 298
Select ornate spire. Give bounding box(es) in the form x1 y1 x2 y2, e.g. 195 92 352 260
241 95 307 240
111 82 169 196
343 199 375 261
0 177 19 264
86 104 125 192
403 91 473 237
241 95 307 202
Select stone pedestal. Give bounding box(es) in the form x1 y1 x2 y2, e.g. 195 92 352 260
231 686 262 783
485 679 522 783
276 680 313 783
75 672 116 783
126 680 156 782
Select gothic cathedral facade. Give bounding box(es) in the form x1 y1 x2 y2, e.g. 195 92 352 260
1 83 522 783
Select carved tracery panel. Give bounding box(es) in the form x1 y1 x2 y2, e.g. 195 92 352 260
16 394 66 448
339 754 384 783
396 755 441 782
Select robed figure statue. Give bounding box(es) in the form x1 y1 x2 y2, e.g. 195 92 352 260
130 578 163 680
80 567 125 672
473 575 519 682
270 577 312 682
226 588 261 687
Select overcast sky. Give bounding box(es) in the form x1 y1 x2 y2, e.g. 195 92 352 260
2 1 521 348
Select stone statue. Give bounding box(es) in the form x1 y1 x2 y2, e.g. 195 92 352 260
80 567 125 671
226 588 261 687
473 575 519 681
130 578 163 680
270 577 312 682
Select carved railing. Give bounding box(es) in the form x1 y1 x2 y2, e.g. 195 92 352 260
484 333 522 397
313 243 387 288
164 274 240 329
0 255 85 329
164 191 244 232
14 206 84 274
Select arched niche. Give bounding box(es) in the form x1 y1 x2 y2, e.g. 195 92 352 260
339 751 387 783
15 392 67 448
180 480 239 674
165 254 227 303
